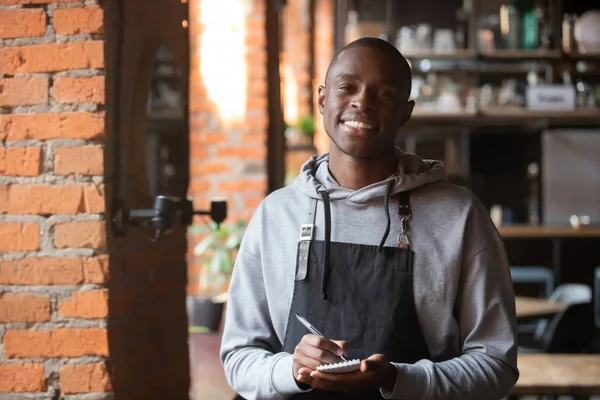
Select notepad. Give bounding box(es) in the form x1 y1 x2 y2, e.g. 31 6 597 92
316 359 361 373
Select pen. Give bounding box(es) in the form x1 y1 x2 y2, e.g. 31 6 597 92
294 313 347 361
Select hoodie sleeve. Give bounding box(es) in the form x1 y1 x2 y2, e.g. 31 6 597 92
381 201 519 400
220 206 311 399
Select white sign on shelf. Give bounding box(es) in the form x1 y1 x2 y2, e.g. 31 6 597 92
526 85 576 111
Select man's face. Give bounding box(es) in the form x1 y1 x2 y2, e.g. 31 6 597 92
318 46 414 159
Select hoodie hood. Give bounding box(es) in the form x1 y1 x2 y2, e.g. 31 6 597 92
292 148 447 203
291 149 448 299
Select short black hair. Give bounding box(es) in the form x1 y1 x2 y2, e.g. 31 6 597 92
325 37 412 99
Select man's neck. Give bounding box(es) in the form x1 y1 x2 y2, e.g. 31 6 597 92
328 148 398 191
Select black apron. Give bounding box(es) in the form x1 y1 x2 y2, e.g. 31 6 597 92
280 189 432 399
233 189 431 400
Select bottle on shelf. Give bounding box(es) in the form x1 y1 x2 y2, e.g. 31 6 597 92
526 162 540 225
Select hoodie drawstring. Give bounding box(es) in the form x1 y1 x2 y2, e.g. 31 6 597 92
320 191 332 300
319 179 394 300
377 180 394 252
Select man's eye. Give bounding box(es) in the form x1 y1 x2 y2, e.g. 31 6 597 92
338 85 353 91
378 90 392 97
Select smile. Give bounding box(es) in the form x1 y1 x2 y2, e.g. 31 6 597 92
343 120 376 129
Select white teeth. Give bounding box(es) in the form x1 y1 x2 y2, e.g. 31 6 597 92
344 120 374 129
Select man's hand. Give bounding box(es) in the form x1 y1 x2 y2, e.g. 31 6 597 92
292 334 347 384
296 354 397 393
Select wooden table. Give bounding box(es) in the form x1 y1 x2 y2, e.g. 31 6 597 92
515 296 565 322
499 225 600 238
512 354 600 395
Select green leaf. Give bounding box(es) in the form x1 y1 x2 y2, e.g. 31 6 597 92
193 235 217 255
225 232 242 249
209 249 228 275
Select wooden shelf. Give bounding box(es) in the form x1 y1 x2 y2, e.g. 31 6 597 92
403 49 600 62
565 51 600 60
479 50 561 60
402 49 475 59
410 108 600 127
481 107 600 118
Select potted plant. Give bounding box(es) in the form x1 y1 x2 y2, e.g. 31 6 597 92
285 115 316 148
187 220 246 332
296 114 315 144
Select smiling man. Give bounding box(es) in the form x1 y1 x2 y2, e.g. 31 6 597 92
220 37 519 399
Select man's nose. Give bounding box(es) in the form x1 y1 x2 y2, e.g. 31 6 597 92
350 88 375 111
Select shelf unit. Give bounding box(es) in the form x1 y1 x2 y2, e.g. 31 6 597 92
335 0 600 222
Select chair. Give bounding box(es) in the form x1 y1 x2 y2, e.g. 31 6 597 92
510 266 554 298
532 283 593 341
538 302 595 353
511 266 554 335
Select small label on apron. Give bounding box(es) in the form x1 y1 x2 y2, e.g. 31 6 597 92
295 224 313 281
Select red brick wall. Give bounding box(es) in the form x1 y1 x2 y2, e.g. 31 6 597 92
1 0 190 398
188 0 269 295
313 0 334 155
0 0 111 397
281 0 312 125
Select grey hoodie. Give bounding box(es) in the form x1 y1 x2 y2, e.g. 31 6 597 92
220 150 519 400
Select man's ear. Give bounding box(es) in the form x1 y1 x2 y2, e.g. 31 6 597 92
317 85 326 115
400 100 415 126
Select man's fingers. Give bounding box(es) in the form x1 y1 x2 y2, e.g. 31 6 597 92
331 340 348 357
297 367 313 385
300 343 344 365
361 353 387 371
303 334 346 356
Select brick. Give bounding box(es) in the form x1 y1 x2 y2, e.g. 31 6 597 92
245 32 266 48
54 146 103 175
0 223 39 252
52 76 105 104
0 9 46 39
0 256 109 285
189 132 227 145
216 146 267 159
188 179 211 194
189 146 208 159
246 96 268 110
242 131 266 142
247 79 267 97
53 6 104 35
3 328 109 358
0 364 46 392
0 112 105 141
0 184 105 215
0 77 48 107
54 221 106 249
0 147 42 176
58 289 108 319
83 254 109 283
0 42 104 75
248 65 267 80
246 113 269 129
246 50 267 65
218 179 267 193
190 162 230 175
243 196 264 209
60 362 112 394
0 292 50 323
